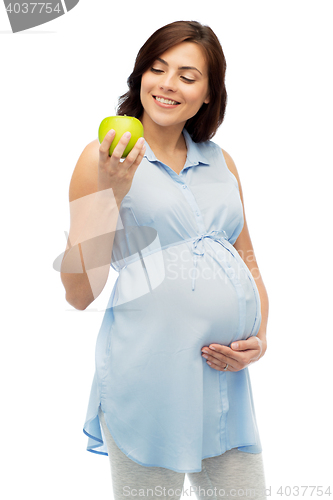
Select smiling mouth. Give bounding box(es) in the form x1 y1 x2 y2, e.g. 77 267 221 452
153 96 181 105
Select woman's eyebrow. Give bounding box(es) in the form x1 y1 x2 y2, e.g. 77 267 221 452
156 57 203 76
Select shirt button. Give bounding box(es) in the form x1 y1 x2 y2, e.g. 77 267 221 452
196 211 200 216
182 185 187 189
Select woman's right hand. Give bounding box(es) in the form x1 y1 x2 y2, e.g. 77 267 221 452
97 129 146 204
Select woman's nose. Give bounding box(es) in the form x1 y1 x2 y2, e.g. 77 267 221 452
159 74 177 92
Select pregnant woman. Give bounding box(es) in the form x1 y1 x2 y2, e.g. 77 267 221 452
61 20 269 500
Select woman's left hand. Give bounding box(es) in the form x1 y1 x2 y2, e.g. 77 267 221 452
201 336 267 372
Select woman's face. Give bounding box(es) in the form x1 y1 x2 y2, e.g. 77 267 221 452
140 42 210 131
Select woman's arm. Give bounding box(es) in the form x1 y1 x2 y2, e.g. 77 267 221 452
61 132 146 310
201 149 269 371
60 139 119 310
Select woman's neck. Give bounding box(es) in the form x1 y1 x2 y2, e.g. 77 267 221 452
140 114 187 157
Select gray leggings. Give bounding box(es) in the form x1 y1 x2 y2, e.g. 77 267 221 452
98 407 267 499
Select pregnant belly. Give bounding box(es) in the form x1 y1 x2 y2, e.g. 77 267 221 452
110 240 261 357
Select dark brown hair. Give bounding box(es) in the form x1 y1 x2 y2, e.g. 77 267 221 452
116 20 227 143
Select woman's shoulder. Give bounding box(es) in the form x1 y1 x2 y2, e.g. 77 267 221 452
220 148 242 191
198 137 241 190
220 148 236 174
196 138 239 179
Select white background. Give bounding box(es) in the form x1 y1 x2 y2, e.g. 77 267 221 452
1 0 332 498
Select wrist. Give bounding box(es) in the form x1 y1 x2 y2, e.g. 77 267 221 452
256 328 267 343
97 182 123 210
257 336 267 360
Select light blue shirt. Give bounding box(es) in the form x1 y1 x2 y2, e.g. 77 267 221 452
83 129 262 473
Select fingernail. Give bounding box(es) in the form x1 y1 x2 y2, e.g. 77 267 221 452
210 346 216 351
138 137 145 145
232 343 239 349
124 131 131 138
108 129 115 135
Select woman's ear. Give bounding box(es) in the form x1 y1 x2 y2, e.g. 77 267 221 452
204 94 210 104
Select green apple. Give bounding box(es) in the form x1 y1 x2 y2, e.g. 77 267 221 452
98 115 144 158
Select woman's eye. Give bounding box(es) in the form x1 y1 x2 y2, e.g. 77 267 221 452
181 76 195 83
150 67 195 83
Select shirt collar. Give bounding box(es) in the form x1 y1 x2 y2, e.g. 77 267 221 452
143 128 210 167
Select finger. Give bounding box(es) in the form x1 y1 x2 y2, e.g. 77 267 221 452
205 345 235 357
205 344 230 353
230 338 259 351
253 337 263 356
99 129 116 161
210 346 247 365
123 137 146 168
206 357 236 372
204 342 260 371
202 348 237 366
209 350 246 371
128 144 146 172
110 131 132 162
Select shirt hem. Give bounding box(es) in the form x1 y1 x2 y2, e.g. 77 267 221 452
83 404 262 473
